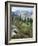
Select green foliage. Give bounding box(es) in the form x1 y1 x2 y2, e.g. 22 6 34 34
27 18 29 22
15 20 33 38
11 16 33 38
30 18 33 23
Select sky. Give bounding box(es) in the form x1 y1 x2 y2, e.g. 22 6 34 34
11 7 33 19
11 7 33 13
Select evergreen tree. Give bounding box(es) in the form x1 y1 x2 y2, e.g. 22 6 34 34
30 18 33 25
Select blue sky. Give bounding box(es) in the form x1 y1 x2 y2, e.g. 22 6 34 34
11 7 32 13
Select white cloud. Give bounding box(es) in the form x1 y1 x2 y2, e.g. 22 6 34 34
11 7 32 12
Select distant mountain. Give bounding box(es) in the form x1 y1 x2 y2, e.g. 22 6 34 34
21 10 32 16
11 10 33 17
